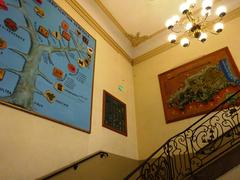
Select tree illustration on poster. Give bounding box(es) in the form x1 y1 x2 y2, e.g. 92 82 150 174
0 0 96 133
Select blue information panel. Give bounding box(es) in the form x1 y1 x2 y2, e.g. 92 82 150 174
0 0 96 132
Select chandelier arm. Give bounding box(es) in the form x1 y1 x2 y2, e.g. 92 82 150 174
197 16 209 31
170 28 181 33
204 17 224 26
185 31 196 40
201 26 208 32
209 31 219 35
211 17 224 24
186 12 194 23
200 14 209 24
175 21 186 28
190 13 195 22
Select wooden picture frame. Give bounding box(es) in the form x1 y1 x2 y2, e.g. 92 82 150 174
0 0 96 133
102 90 127 136
158 47 240 123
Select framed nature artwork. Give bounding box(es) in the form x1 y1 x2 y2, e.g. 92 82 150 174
102 90 127 136
0 0 96 132
158 47 240 123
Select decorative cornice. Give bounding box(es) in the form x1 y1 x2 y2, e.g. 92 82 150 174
95 0 161 47
95 0 153 47
94 0 226 48
63 0 240 66
65 0 133 63
126 32 150 47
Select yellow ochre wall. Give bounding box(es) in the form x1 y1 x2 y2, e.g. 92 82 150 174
1 0 240 179
0 1 138 179
134 17 240 159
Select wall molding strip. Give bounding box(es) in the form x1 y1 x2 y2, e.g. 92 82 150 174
65 0 133 63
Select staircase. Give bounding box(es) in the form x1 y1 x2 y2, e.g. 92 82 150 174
40 152 140 180
41 90 240 180
125 89 240 180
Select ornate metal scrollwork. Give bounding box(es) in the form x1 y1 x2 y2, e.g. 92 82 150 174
140 155 170 180
125 90 240 180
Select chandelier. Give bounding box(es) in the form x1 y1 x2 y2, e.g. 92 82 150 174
165 0 227 47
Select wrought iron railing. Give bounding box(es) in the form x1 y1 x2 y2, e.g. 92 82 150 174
125 89 240 180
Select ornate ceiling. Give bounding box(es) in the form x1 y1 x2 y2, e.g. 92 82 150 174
68 0 240 64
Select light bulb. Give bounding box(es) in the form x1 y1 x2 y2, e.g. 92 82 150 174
202 0 213 10
214 22 224 33
168 34 177 43
216 6 227 17
201 9 211 16
171 15 180 23
179 3 190 14
199 32 208 42
187 0 197 7
180 38 190 47
165 19 174 29
185 22 193 30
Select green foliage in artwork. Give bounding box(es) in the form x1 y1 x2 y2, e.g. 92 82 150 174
168 65 237 110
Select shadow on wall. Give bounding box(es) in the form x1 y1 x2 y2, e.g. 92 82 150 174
40 152 141 180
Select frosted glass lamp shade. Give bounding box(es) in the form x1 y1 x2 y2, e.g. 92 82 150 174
214 22 224 33
201 9 211 16
199 32 208 42
168 34 177 43
180 38 190 47
179 3 190 14
216 6 227 17
187 0 197 7
202 0 213 10
165 19 174 29
185 22 193 30
172 15 180 23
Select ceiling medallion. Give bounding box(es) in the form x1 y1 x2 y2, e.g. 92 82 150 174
165 0 227 47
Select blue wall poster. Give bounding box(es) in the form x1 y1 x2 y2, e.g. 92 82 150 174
0 0 96 132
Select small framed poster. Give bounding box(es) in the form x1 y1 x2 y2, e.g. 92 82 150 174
102 90 127 136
